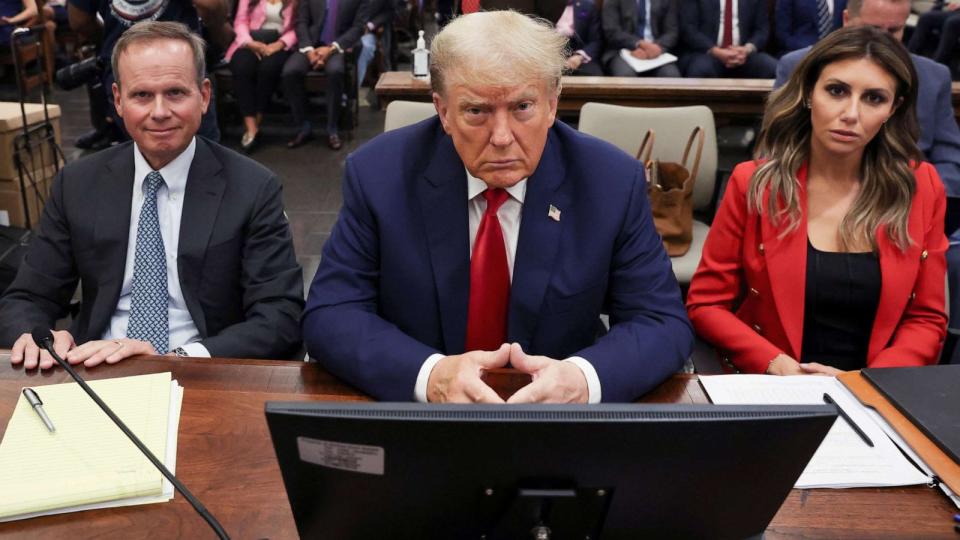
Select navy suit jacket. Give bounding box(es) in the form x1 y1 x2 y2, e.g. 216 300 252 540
680 0 770 53
602 0 679 64
775 0 846 52
303 118 692 402
776 49 960 197
569 0 603 62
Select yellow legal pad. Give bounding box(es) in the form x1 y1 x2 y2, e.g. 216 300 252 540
0 372 177 519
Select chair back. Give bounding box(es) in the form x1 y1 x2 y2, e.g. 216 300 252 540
578 103 718 212
384 100 437 132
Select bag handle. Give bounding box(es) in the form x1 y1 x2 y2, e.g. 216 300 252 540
679 126 706 186
635 129 655 164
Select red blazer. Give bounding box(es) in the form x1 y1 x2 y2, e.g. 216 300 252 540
686 160 948 373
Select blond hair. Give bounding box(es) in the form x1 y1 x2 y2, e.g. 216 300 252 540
429 10 568 96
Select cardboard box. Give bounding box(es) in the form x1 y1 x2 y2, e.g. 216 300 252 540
0 164 58 228
0 102 62 181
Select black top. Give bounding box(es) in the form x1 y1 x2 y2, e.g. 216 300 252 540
800 240 881 370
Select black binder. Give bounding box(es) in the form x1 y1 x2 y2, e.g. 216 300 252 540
862 365 960 465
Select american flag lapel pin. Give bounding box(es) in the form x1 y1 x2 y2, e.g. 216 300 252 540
548 204 561 222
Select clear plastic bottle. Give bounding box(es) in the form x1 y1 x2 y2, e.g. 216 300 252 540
412 30 429 78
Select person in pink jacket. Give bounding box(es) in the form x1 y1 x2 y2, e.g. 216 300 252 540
225 0 298 153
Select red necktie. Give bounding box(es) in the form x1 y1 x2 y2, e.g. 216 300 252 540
465 189 510 351
461 0 480 14
720 0 733 48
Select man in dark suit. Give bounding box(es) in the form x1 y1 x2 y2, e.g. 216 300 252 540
679 0 778 78
602 0 681 77
281 0 369 150
2 22 304 369
557 0 605 76
303 12 692 403
775 0 847 53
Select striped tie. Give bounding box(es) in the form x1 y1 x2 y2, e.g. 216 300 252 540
126 170 169 354
816 0 832 39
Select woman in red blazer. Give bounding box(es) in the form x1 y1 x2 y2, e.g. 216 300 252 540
687 26 948 375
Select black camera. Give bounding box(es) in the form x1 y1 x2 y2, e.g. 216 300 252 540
55 56 105 91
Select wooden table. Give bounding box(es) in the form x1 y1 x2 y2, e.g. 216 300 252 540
0 353 956 539
375 71 960 124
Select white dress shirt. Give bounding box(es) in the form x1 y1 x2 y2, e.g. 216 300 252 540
413 171 602 403
717 0 741 46
101 138 210 357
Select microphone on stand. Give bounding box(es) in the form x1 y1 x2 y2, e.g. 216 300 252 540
31 327 230 540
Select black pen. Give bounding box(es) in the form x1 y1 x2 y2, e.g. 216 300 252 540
823 393 873 447
23 387 56 433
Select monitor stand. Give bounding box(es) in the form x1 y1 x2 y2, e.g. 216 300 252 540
479 484 612 540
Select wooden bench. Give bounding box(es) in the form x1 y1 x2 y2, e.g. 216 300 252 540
375 71 960 125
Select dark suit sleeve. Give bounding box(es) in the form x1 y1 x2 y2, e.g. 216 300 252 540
199 176 304 359
602 0 639 51
926 66 960 197
0 170 77 346
580 5 603 60
336 0 370 50
680 0 718 53
302 156 439 401
296 0 314 47
369 0 395 28
575 164 693 402
744 0 769 50
655 0 679 51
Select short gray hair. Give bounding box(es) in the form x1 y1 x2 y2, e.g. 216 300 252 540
112 21 207 88
429 11 568 96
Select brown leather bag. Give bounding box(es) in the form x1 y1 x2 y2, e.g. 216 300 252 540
636 127 705 257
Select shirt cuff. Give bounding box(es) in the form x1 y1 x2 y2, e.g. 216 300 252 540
299 45 315 53
563 356 601 403
574 49 591 63
178 342 211 358
366 22 376 31
414 353 445 402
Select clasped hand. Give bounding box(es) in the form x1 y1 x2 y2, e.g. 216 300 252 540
10 330 160 369
426 343 589 404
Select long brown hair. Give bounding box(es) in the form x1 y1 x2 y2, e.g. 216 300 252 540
751 25 921 251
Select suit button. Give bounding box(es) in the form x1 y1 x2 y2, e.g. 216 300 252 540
758 243 765 254
910 292 916 301
921 250 928 261
749 287 760 296
753 324 762 334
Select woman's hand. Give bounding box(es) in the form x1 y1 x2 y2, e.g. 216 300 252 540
799 362 843 377
262 41 285 56
765 354 805 375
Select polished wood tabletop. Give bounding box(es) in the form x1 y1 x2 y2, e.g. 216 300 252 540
0 352 956 539
375 71 960 123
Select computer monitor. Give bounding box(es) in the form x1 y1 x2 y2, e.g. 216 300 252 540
266 403 836 540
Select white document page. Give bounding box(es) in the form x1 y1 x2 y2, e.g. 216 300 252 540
618 50 678 73
700 374 930 488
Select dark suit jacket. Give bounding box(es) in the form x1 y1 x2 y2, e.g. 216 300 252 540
302 118 692 402
776 49 960 197
367 0 397 29
687 161 947 372
0 139 304 359
775 0 846 52
296 0 369 50
680 0 770 53
569 0 603 62
477 0 566 23
602 0 679 63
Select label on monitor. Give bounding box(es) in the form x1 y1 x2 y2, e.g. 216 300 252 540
297 437 385 475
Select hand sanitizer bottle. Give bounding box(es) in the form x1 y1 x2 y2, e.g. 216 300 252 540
413 30 429 78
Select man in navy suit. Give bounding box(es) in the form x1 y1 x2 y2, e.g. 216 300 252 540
303 11 692 403
602 0 681 77
679 0 778 78
775 0 847 52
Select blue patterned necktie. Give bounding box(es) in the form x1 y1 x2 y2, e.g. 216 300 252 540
816 0 832 39
126 170 169 354
635 0 646 40
321 0 339 45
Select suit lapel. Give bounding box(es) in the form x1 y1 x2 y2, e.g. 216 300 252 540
418 132 471 354
509 127 570 349
178 138 226 336
89 146 136 336
762 164 808 359
868 206 919 360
